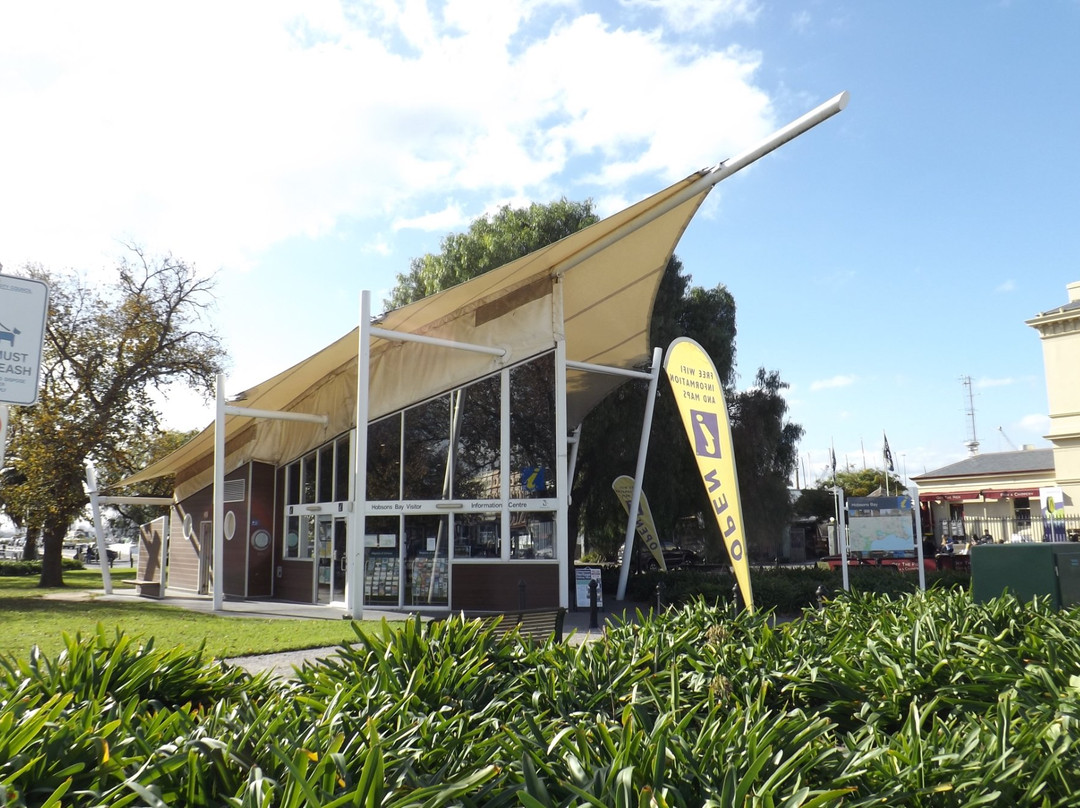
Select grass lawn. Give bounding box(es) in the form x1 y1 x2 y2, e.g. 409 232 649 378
0 567 382 661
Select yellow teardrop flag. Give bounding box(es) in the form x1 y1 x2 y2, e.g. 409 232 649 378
612 475 667 571
663 337 754 613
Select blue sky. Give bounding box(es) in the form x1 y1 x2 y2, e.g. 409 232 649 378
2 0 1078 489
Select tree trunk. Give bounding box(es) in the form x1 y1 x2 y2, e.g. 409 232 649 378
38 517 67 587
21 526 39 561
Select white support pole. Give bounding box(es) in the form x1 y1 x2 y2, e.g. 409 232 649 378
911 484 926 592
0 404 8 470
554 339 570 609
213 373 226 611
349 292 372 619
85 462 113 594
616 347 663 601
835 486 850 592
566 425 582 503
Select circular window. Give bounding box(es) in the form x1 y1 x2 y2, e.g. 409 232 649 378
224 511 236 541
182 513 194 539
252 529 271 551
287 532 299 548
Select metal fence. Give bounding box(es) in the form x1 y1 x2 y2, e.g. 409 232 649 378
939 515 1080 544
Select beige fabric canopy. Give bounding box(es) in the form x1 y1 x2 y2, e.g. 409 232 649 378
122 171 712 500
120 91 849 501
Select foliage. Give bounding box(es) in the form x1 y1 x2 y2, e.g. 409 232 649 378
793 486 837 522
729 368 804 560
5 592 1080 805
2 248 225 587
106 428 199 537
813 467 907 498
615 564 970 614
386 198 600 309
0 558 83 578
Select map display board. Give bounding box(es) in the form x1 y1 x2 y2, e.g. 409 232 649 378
846 496 915 555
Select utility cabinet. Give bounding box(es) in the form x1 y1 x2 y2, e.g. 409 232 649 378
971 544 1080 608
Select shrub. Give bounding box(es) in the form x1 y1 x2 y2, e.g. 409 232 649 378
6 589 1078 806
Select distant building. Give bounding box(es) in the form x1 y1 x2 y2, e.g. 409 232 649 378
913 282 1080 543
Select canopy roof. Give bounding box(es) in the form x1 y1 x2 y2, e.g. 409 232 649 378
122 172 711 497
121 92 848 499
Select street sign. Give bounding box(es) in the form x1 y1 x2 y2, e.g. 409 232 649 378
0 274 49 405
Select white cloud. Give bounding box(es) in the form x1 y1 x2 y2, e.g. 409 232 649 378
0 0 775 276
995 279 1016 293
393 202 466 232
810 374 855 391
619 0 760 32
1017 413 1050 435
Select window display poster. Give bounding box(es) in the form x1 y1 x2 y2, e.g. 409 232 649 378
575 566 603 609
1041 487 1067 542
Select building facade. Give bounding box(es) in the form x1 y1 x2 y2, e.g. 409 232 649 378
913 281 1080 545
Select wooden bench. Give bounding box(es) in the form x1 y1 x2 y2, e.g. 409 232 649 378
459 607 567 643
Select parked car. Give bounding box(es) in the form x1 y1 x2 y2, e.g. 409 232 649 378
617 540 700 571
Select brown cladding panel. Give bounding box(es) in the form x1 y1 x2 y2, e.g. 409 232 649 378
275 560 314 603
451 563 559 611
136 517 165 598
168 500 205 593
247 462 276 598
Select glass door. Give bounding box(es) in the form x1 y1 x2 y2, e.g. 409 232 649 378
332 517 347 603
315 515 334 604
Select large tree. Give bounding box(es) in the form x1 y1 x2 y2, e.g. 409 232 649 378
2 248 225 586
387 199 803 565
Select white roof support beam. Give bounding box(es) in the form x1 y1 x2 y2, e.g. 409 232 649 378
565 359 654 381
369 326 509 358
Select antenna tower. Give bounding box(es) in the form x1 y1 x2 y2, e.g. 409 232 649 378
961 375 979 455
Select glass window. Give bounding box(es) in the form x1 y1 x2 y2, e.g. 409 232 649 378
1015 498 1032 528
364 516 400 606
454 512 502 558
403 395 451 500
334 435 351 502
367 415 402 500
510 512 556 560
285 461 300 506
284 514 314 559
301 453 317 504
453 376 502 500
510 353 557 499
404 515 449 606
318 445 334 503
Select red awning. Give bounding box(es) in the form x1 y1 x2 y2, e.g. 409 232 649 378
919 489 1038 503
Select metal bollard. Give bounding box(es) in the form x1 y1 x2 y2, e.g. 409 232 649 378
731 582 742 616
589 579 599 629
655 582 663 613
815 584 829 610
